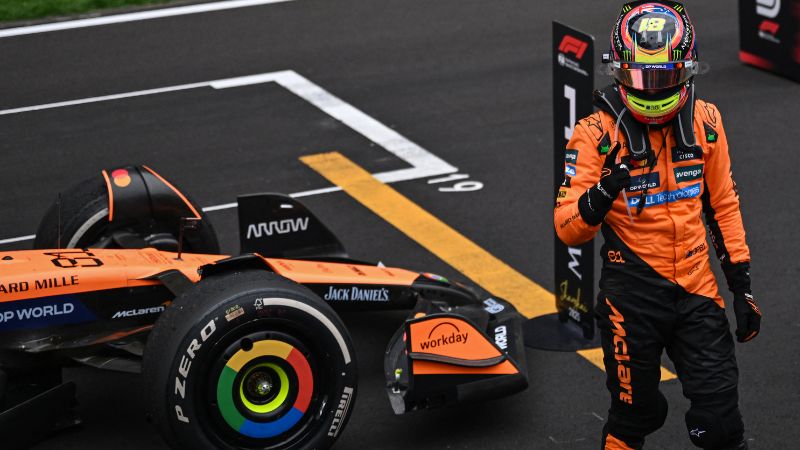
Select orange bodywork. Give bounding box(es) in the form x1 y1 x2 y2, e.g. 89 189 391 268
408 316 518 375
554 100 749 306
267 258 419 285
0 248 421 304
0 248 223 303
412 360 518 375
101 170 115 221
605 434 636 450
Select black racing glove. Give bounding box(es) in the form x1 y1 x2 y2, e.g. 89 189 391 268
723 261 762 343
733 291 761 343
578 143 631 226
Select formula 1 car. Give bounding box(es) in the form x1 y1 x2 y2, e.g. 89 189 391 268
0 165 528 449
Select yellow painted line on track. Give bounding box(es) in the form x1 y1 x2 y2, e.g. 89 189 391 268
301 151 677 381
576 348 605 370
578 348 677 381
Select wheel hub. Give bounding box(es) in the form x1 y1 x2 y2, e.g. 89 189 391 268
245 370 276 403
214 339 315 440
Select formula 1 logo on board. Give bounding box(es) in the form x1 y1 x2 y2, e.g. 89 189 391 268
558 35 588 59
758 20 780 43
557 35 589 76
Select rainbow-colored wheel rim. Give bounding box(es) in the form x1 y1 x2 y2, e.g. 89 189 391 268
216 340 314 439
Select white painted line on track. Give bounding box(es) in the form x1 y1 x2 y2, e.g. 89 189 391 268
264 71 458 184
0 70 457 182
0 0 295 39
0 235 36 245
0 82 210 116
200 185 341 213
0 70 457 246
0 70 458 182
200 203 239 213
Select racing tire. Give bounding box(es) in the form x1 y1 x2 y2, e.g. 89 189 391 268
142 270 357 450
33 171 219 253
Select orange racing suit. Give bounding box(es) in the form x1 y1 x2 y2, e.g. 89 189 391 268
554 98 751 449
554 99 749 307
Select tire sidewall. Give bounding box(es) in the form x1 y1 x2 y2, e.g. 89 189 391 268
149 273 357 450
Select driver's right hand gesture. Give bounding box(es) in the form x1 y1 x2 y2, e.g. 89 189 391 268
578 143 631 225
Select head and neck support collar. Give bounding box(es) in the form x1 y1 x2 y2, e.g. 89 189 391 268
593 83 698 162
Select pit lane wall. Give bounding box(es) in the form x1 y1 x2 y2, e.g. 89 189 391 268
739 0 800 81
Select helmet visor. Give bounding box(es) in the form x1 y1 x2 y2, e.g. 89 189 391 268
611 60 698 90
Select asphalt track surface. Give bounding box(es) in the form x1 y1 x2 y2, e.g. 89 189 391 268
0 1 798 448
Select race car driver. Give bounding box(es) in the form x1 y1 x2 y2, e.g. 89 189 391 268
553 2 762 449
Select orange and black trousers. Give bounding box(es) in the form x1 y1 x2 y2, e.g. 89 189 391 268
596 250 744 449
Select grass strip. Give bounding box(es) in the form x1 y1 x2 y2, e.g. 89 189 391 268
0 0 181 23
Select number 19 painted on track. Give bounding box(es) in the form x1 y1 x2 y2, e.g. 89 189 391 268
427 173 484 193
